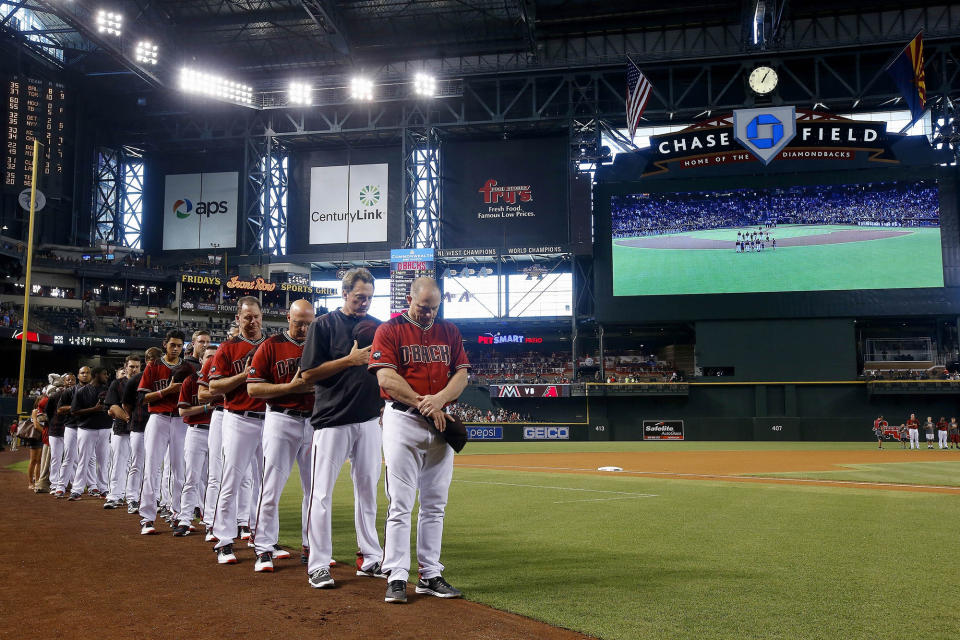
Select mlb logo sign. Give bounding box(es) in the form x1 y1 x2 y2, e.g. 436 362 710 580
733 106 797 165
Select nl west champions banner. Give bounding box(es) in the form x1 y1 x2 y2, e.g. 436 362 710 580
441 137 568 250
309 163 389 244
162 172 238 250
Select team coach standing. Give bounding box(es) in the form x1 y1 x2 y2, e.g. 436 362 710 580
369 276 470 604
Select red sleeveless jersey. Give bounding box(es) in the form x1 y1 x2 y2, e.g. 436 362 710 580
248 332 314 412
209 335 267 413
137 357 183 414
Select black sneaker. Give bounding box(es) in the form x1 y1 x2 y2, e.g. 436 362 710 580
357 561 387 578
415 575 462 599
103 499 118 509
172 524 191 537
385 580 408 603
127 501 139 514
193 506 203 520
308 567 334 588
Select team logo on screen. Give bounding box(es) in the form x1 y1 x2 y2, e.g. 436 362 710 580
358 185 380 207
173 198 193 219
733 106 797 165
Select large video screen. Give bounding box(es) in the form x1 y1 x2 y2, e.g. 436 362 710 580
611 179 944 296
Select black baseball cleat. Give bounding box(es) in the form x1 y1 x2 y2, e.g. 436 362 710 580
357 561 387 578
193 506 203 520
308 567 334 588
301 545 309 565
127 500 139 514
385 580 408 603
415 575 462 598
172 524 191 537
217 544 238 565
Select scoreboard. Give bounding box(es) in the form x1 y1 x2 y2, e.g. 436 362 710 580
4 76 67 192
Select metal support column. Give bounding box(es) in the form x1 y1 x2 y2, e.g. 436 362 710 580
401 126 440 248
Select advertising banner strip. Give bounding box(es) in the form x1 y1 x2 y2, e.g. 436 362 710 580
489 384 569 398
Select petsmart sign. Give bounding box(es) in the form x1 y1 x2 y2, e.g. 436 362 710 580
163 172 238 250
309 163 388 244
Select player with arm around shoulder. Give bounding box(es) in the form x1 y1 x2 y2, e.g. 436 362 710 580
369 277 470 604
300 269 386 588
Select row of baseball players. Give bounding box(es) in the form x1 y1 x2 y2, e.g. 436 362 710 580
46 270 469 604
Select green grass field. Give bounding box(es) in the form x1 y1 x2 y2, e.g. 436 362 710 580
14 441 960 639
613 225 944 296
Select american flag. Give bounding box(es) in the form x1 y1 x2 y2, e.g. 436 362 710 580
626 58 652 139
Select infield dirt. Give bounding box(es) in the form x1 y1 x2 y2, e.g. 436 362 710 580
0 449 591 640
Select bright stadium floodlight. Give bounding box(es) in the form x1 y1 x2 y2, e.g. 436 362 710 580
413 72 436 97
179 67 254 106
350 76 374 101
135 40 158 65
96 10 123 37
288 81 312 106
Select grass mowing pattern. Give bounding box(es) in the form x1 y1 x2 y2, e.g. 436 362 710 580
756 460 960 487
11 443 960 639
613 225 944 296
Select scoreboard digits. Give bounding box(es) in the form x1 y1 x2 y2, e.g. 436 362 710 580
4 76 67 192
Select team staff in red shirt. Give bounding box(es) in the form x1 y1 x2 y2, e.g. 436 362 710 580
247 299 315 572
369 277 470 603
173 345 218 536
137 329 185 535
209 296 267 565
906 413 920 450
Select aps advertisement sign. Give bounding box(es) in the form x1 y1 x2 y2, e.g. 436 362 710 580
162 172 238 250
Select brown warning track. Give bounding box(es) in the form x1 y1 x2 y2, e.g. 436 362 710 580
616 227 911 250
0 450 590 640
455 449 960 494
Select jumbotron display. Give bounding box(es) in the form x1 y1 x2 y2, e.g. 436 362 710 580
611 179 944 296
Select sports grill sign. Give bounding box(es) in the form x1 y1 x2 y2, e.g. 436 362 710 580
163 172 238 250
643 420 684 440
645 108 895 175
309 163 388 244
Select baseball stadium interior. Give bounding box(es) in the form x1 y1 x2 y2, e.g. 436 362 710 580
4 1 960 638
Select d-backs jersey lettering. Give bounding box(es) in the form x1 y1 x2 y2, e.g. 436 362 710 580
209 335 267 412
368 312 469 402
247 332 313 412
177 372 210 426
137 357 183 414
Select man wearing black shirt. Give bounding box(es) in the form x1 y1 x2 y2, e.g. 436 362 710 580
123 347 161 513
68 367 112 500
54 368 88 497
47 374 72 497
104 355 141 509
301 268 385 587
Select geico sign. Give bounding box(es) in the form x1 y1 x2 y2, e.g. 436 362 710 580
522 426 569 440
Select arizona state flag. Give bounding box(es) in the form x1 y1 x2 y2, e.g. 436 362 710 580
887 32 927 121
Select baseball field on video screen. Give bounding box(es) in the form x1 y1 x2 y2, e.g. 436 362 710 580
612 224 945 296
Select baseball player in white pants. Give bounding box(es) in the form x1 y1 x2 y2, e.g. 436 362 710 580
69 367 113 499
137 330 185 534
247 299 316 572
174 345 217 536
209 296 267 564
369 277 470 603
56 369 88 495
300 269 386 589
908 414 920 449
104 356 140 508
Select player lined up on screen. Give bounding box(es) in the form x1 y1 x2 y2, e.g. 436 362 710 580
611 180 938 238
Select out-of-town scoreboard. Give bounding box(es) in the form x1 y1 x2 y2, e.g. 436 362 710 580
4 76 67 192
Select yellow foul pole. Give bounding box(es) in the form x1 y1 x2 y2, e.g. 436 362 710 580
16 139 41 417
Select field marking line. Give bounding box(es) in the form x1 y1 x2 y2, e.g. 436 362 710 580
550 496 654 504
455 463 960 492
453 478 658 499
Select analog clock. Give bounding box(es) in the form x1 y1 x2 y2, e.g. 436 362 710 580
748 66 778 95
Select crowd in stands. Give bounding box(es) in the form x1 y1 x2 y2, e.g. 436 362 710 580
862 368 958 381
0 303 22 328
446 402 533 424
612 181 939 238
461 349 681 384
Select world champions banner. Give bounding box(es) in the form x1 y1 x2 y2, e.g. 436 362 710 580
441 138 568 250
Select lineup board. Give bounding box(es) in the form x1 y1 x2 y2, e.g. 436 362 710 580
4 76 67 192
389 248 435 317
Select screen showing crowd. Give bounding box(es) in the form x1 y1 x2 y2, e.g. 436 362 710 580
611 179 944 296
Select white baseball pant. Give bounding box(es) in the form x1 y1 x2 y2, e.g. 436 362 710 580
160 448 172 508
380 403 453 583
107 433 130 501
213 412 264 549
178 425 210 526
202 409 225 527
57 427 78 493
239 452 262 528
72 428 110 494
939 430 948 448
254 410 312 556
48 435 63 493
306 416 383 574
126 431 145 502
138 414 187 524
909 427 919 449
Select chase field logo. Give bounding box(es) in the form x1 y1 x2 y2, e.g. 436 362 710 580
173 198 193 219
358 185 380 207
733 106 796 165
